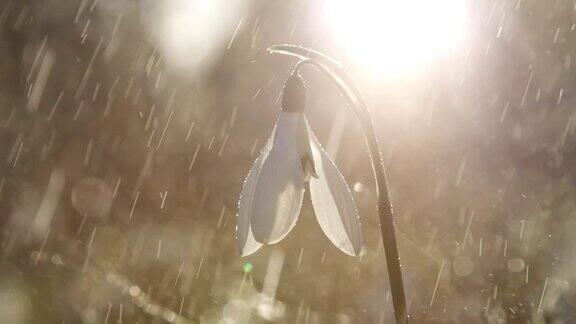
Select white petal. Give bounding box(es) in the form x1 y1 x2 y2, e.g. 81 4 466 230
306 119 363 256
236 129 276 256
250 112 305 243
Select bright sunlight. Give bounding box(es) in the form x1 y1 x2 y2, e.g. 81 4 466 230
323 0 468 77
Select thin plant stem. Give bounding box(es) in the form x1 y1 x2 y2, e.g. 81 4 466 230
271 45 409 324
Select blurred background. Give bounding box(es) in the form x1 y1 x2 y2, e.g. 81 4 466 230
0 0 575 322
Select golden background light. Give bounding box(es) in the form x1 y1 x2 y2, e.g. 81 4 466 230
323 0 469 77
143 0 246 73
2 0 574 323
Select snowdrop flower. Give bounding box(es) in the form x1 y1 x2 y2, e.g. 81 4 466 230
237 74 363 256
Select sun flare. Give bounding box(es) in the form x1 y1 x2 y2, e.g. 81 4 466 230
323 0 468 77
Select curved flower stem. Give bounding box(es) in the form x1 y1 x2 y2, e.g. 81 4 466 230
270 45 409 324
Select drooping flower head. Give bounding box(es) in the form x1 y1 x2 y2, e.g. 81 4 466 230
237 73 363 256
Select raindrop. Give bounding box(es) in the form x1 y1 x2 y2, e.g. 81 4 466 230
145 304 161 316
353 182 364 192
128 286 141 297
162 309 177 322
507 258 525 273
51 254 64 265
71 177 114 221
452 257 474 276
89 226 127 267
